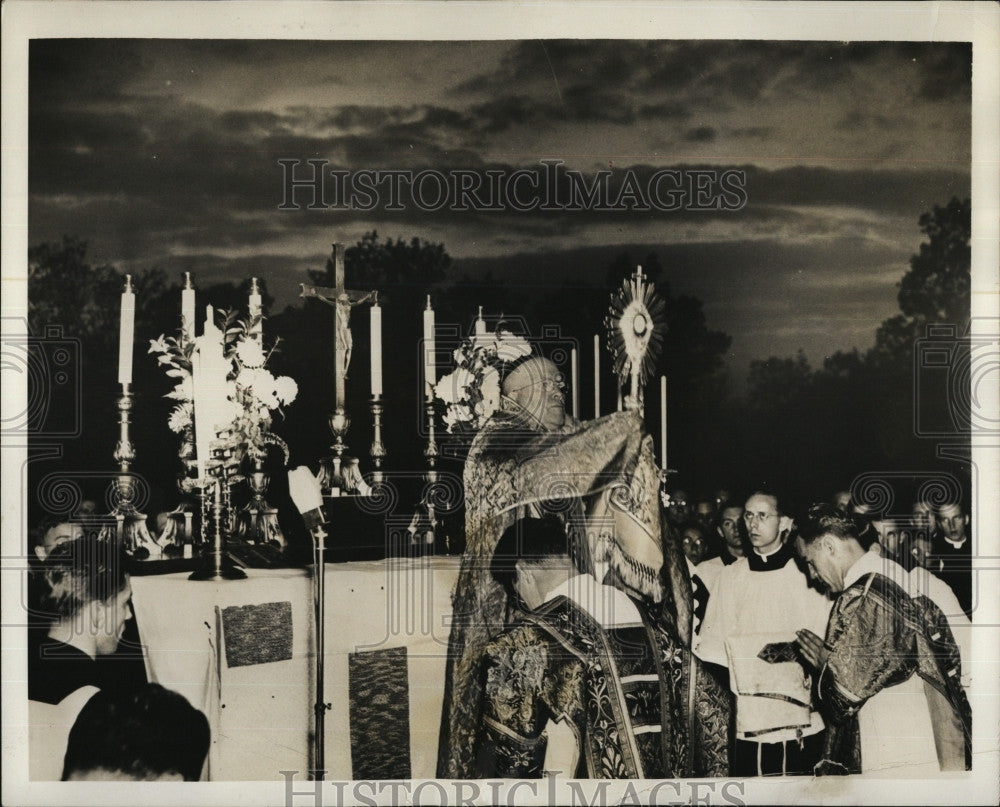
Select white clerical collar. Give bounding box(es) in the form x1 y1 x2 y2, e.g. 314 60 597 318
753 543 783 562
944 534 967 550
545 573 642 628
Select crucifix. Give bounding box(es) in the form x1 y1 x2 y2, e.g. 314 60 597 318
301 242 379 495
300 243 377 410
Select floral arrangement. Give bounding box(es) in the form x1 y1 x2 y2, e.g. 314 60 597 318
433 328 532 433
148 309 297 465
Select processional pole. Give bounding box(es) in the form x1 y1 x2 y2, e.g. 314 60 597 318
288 466 329 779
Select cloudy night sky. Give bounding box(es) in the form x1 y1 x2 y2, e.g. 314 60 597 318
28 39 971 382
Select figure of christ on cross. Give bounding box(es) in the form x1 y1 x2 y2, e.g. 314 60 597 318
300 243 377 409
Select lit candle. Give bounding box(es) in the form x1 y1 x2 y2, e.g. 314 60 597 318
370 296 382 397
423 295 435 398
570 348 579 420
593 334 600 418
660 375 667 472
181 272 196 344
117 274 135 386
475 305 486 335
249 277 262 339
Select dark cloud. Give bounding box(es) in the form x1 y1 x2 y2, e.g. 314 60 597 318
30 39 145 104
560 84 636 124
727 126 774 138
26 38 972 379
684 126 717 143
638 101 692 121
835 110 896 131
914 43 972 101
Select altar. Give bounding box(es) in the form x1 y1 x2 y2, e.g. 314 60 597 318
130 557 460 781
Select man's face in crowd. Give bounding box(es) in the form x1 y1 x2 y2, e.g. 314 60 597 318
834 491 851 512
35 521 82 561
937 503 968 543
718 506 744 554
743 494 782 555
668 490 690 523
871 519 900 555
912 501 937 534
695 501 714 523
94 580 133 656
504 358 567 431
681 527 708 566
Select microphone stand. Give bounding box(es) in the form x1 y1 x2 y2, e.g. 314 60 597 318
288 466 330 780
307 515 330 780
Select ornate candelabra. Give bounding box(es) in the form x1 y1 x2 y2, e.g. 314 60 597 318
423 397 439 482
422 395 446 553
189 441 247 581
108 383 158 555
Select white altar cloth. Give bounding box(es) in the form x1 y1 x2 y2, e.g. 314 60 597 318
130 557 459 781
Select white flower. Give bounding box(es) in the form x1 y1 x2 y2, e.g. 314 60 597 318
222 396 244 429
167 403 191 433
236 338 266 368
475 367 501 420
237 367 281 409
434 368 475 405
442 404 473 432
148 335 170 355
494 331 532 363
273 376 298 405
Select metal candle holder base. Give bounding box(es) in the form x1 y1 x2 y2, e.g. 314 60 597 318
189 476 247 581
235 462 285 546
108 384 160 557
318 407 350 494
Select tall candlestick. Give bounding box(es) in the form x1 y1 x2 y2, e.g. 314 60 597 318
370 296 382 397
249 277 262 339
660 375 667 472
593 334 600 418
570 347 579 420
617 387 622 412
475 306 486 336
423 295 436 397
117 275 135 385
182 272 196 344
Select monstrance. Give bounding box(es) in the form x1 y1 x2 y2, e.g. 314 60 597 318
604 265 666 408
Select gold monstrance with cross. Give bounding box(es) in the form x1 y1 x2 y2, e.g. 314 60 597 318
300 243 380 494
605 265 666 407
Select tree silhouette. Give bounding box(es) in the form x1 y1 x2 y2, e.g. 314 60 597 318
725 197 972 501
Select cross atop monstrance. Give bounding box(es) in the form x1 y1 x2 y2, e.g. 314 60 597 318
300 243 377 411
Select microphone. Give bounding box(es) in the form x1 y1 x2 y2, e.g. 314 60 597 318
288 466 326 530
